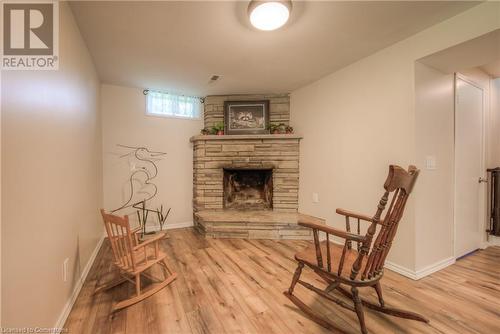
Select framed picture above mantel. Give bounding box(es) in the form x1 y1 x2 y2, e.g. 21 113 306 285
224 100 270 135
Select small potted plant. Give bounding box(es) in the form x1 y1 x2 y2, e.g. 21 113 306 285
285 125 294 134
212 122 225 136
277 123 287 134
269 123 280 134
200 128 210 135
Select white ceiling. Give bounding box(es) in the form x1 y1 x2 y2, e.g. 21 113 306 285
481 59 500 79
69 1 478 96
418 29 500 76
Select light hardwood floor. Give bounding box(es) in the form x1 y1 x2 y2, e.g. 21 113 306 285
65 228 500 333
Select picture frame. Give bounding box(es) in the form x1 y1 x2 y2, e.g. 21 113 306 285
224 100 270 135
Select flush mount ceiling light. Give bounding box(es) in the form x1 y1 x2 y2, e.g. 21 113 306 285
248 1 292 31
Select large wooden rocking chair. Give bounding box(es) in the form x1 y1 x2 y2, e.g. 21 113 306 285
96 209 177 312
284 165 428 333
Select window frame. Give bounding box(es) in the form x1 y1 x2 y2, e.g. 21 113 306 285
144 90 202 120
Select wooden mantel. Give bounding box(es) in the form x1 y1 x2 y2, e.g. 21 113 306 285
190 134 303 142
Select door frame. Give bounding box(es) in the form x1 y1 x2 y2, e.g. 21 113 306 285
453 73 487 258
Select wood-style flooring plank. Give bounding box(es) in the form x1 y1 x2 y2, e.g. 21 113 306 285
64 228 500 334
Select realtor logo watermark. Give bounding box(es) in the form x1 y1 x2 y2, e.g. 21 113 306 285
1 1 59 70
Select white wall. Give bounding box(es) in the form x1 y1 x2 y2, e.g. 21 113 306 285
291 2 500 273
101 84 202 228
414 63 455 270
1 2 102 327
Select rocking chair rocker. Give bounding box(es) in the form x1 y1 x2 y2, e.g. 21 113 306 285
97 209 177 312
284 165 428 334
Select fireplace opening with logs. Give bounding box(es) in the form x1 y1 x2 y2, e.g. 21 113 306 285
223 168 273 210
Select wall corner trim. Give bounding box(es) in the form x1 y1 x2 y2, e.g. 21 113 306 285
385 256 455 280
145 221 194 233
54 233 106 331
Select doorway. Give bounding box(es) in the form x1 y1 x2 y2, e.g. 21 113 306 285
454 74 486 259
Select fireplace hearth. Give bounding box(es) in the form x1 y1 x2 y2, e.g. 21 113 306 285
223 168 273 210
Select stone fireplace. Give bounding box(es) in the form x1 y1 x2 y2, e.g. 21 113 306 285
191 136 300 212
190 94 311 240
223 168 273 210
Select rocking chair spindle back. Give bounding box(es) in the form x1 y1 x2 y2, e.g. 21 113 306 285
97 210 177 312
102 212 137 271
284 165 427 334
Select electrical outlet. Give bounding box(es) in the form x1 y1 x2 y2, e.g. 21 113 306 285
63 258 69 282
312 193 319 203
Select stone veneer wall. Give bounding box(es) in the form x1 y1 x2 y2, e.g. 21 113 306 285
203 94 290 129
192 136 300 213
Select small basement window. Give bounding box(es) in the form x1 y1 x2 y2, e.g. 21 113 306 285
146 90 201 119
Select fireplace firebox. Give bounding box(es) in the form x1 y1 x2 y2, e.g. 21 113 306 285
223 168 273 210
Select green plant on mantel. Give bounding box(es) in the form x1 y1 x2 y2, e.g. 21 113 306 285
211 122 225 135
268 123 278 134
269 123 287 134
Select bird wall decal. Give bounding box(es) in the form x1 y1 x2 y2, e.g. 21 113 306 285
112 144 167 213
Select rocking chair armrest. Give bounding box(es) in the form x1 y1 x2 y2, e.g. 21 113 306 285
336 208 384 225
131 226 142 234
133 232 166 250
298 221 366 243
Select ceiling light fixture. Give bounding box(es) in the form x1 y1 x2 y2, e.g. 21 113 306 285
248 1 292 31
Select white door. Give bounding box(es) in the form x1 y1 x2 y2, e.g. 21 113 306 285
454 76 484 259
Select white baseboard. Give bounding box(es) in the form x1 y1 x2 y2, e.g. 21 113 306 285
414 256 455 279
384 261 419 280
144 221 193 233
385 256 455 280
166 221 193 230
54 233 105 332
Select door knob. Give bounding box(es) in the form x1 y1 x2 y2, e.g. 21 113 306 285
478 177 488 183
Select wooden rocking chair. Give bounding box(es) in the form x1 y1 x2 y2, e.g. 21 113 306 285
96 209 177 312
284 165 428 334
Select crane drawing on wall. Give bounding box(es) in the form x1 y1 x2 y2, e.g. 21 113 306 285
112 144 171 235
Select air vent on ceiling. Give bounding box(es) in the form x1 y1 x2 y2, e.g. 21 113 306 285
209 75 221 84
